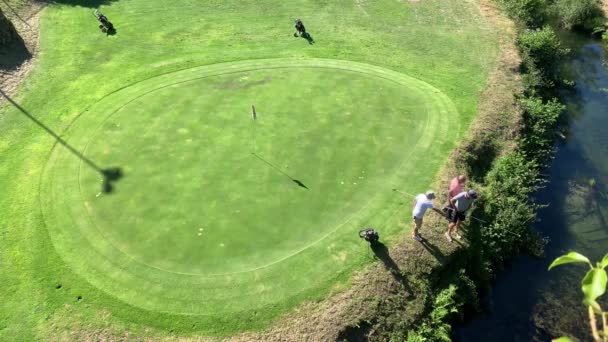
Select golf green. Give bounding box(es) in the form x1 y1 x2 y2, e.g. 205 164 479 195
1 0 501 337
40 58 457 316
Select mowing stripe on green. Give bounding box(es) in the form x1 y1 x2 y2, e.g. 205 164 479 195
40 58 457 320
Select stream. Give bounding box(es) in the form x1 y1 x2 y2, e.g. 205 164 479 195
453 35 608 341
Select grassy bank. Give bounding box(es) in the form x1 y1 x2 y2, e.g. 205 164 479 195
384 1 608 341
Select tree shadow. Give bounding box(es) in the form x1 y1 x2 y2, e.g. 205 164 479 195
0 89 122 194
37 0 119 8
0 6 31 72
370 242 410 292
0 33 31 72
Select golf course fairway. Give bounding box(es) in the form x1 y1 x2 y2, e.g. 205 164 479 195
0 0 499 338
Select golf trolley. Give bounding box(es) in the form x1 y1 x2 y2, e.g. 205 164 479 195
294 19 306 37
94 10 114 34
359 228 380 244
293 19 314 44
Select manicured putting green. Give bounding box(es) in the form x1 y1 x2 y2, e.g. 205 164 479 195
40 58 457 325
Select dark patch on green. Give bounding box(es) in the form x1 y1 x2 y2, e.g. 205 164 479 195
215 76 273 90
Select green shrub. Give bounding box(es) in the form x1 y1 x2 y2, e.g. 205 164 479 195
404 285 459 342
519 96 565 161
518 27 568 73
521 63 553 95
517 27 569 94
552 0 605 32
497 0 548 27
466 149 544 267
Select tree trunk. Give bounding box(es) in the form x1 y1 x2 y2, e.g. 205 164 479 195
0 7 19 47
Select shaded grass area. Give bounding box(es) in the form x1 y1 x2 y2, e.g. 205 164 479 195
0 0 499 339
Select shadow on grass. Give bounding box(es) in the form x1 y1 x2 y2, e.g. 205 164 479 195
0 34 31 72
0 5 31 70
301 32 314 45
38 0 119 8
0 89 122 193
371 242 410 292
103 26 117 35
251 153 308 189
420 238 446 264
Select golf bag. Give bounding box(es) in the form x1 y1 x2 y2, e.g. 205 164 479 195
359 228 379 244
94 10 114 33
294 19 306 37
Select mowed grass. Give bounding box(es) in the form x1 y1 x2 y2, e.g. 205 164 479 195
0 0 498 339
41 57 457 322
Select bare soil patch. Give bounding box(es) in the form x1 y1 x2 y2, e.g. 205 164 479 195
0 1 44 104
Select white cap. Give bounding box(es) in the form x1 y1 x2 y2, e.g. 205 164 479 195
425 190 435 199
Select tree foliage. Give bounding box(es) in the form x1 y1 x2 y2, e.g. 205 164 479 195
497 0 548 27
552 0 605 32
517 27 570 94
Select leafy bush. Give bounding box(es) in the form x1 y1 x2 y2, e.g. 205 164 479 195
552 0 605 32
519 96 565 161
517 27 569 93
521 62 553 95
497 0 548 27
480 152 540 262
404 285 460 342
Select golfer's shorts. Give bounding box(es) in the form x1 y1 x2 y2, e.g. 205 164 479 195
449 211 466 223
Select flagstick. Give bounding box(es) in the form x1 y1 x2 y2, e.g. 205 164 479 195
251 104 257 153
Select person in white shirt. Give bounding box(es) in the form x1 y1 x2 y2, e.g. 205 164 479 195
411 191 444 242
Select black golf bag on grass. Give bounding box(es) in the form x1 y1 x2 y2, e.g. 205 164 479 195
94 10 114 33
294 19 306 37
359 228 379 244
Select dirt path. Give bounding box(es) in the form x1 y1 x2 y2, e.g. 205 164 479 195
0 1 45 104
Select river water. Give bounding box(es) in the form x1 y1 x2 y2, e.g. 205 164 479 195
453 37 608 341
